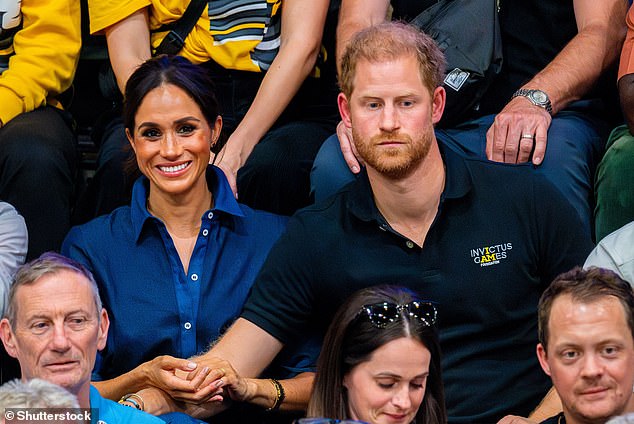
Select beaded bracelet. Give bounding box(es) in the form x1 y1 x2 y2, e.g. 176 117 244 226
118 393 145 411
265 379 285 412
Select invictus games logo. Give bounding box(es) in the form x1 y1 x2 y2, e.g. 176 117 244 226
470 242 513 267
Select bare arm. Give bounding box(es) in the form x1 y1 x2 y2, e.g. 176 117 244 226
215 0 329 194
92 355 202 401
486 0 627 164
336 0 390 73
134 319 313 416
103 8 152 94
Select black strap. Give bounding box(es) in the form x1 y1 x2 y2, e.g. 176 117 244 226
153 0 208 56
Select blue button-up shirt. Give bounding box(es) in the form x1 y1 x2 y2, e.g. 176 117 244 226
63 166 290 380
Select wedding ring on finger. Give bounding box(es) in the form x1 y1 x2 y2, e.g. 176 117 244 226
521 134 534 139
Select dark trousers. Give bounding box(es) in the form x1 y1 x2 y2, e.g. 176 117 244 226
204 62 338 215
0 107 76 259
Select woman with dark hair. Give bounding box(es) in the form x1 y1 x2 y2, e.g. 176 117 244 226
308 286 446 424
62 55 315 421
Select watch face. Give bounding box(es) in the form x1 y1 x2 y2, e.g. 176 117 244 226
530 90 547 104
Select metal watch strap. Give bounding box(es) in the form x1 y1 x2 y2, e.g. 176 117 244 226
512 88 553 115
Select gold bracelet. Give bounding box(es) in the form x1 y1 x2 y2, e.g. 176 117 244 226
265 379 285 412
118 393 145 411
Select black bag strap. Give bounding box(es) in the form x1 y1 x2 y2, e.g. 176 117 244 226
153 0 208 56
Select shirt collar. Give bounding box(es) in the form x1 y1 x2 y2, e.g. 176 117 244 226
130 165 245 241
348 140 473 223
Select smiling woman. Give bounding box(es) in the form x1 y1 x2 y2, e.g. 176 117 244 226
61 56 312 421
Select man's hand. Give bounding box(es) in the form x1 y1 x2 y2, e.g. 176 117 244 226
337 121 363 174
486 97 552 165
183 357 253 404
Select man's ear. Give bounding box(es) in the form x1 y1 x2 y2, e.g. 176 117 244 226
537 343 552 376
0 318 18 359
431 86 446 125
97 309 110 351
337 93 353 130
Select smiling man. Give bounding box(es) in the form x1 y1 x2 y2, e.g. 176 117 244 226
536 267 634 424
0 253 162 423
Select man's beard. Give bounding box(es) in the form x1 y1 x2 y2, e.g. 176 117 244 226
353 126 433 180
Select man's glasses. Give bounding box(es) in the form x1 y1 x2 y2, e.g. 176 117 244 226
357 301 438 328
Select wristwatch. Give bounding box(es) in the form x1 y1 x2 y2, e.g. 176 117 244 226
511 89 553 115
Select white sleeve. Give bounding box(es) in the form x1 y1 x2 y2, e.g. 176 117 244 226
0 202 28 317
584 221 634 286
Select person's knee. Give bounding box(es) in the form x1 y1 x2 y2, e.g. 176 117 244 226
594 126 634 240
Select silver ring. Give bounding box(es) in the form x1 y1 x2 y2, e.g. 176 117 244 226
521 134 533 139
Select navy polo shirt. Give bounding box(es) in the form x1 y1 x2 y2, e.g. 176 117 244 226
62 166 307 380
242 142 593 423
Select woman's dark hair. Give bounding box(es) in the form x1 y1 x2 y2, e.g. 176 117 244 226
308 285 446 424
123 55 219 135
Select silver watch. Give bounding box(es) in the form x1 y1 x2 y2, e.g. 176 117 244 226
512 89 553 115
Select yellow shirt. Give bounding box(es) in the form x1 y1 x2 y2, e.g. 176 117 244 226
88 0 282 71
0 0 81 124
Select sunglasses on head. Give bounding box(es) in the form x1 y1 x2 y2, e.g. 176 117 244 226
357 301 438 328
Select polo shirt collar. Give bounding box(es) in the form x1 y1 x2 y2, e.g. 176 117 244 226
348 140 473 223
130 165 245 241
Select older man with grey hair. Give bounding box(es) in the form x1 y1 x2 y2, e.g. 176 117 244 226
0 253 162 424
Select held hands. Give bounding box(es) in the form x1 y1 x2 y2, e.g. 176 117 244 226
183 357 253 403
142 355 224 404
337 121 363 174
485 97 552 165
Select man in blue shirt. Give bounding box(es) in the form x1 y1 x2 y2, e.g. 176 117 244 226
0 252 162 423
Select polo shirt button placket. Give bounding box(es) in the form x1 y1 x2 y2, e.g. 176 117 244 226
191 273 199 282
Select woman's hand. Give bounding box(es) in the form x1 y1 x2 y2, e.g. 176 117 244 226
141 355 223 403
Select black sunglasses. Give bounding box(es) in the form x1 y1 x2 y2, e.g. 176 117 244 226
357 301 438 328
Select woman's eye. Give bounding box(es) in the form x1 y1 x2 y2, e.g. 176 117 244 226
377 380 396 389
141 128 161 139
177 125 196 135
